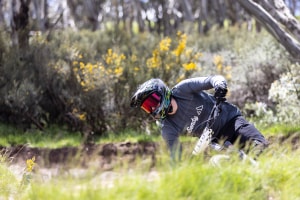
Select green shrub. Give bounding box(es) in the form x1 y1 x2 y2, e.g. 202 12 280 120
241 63 300 129
268 64 300 125
0 162 19 198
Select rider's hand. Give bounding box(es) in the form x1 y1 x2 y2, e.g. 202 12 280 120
214 84 227 102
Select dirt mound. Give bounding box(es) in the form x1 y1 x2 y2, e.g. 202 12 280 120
267 133 300 150
0 142 158 170
1 134 299 171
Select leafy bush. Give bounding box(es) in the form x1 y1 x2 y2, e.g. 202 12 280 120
222 31 287 108
0 42 48 130
69 31 204 133
243 63 300 128
268 64 300 124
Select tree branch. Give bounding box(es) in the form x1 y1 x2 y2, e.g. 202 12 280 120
260 0 300 40
237 0 300 60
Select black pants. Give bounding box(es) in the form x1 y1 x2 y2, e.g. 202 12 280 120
214 116 269 149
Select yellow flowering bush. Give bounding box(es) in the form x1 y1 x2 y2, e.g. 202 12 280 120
26 156 36 173
183 62 197 71
66 32 206 132
159 37 171 52
20 156 36 189
213 55 232 81
72 49 126 92
69 48 131 131
146 31 202 85
104 49 126 77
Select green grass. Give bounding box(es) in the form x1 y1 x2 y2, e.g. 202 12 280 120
261 124 300 137
98 129 160 143
1 123 300 199
0 124 83 148
0 122 299 149
0 122 299 152
0 123 160 148
0 144 297 200
0 162 19 198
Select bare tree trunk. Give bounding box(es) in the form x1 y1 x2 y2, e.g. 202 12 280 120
226 0 239 26
178 0 194 33
43 0 49 29
197 0 210 34
66 0 81 29
236 0 300 60
84 0 99 31
120 0 128 33
154 3 162 34
0 0 5 25
114 0 120 30
32 0 49 31
162 1 172 35
134 0 145 33
11 0 31 49
180 0 194 21
212 0 226 28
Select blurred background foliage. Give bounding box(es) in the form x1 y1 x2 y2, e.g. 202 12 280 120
0 0 299 137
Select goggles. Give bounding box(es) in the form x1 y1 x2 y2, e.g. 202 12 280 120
141 92 161 114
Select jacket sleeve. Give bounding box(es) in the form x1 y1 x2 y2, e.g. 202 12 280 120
173 75 227 93
161 124 182 162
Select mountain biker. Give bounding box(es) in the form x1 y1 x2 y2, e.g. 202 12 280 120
130 75 269 162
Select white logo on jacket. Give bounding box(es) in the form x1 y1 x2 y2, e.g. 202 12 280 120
196 105 203 115
187 105 203 134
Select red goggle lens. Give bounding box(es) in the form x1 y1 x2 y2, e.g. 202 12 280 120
141 93 161 113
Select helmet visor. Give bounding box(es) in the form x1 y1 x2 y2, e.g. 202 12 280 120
141 92 161 114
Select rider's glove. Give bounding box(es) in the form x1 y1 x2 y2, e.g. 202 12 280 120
214 84 227 102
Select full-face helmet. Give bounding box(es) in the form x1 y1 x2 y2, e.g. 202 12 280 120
130 78 172 119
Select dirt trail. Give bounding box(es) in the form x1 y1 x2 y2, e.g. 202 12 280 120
1 134 299 171
1 142 158 170
1 141 160 186
1 134 300 187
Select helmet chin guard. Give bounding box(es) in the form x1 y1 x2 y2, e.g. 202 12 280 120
152 89 171 119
